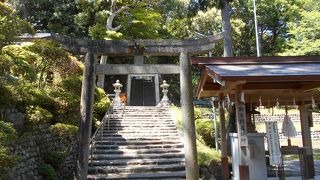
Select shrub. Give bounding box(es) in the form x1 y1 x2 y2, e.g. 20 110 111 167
196 118 219 148
194 107 202 120
26 106 53 124
50 123 78 143
94 87 110 117
44 151 66 170
39 163 57 180
58 75 82 95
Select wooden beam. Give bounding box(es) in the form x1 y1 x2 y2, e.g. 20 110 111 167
196 69 209 99
242 82 301 90
219 81 245 94
51 33 224 55
207 67 225 86
95 64 180 75
298 81 320 91
203 83 221 90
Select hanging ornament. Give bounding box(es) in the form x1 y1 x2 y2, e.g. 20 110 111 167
259 96 262 107
227 94 231 109
312 96 316 109
276 98 280 109
222 100 225 109
293 97 298 109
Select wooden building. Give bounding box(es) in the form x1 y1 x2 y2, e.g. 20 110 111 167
193 56 320 179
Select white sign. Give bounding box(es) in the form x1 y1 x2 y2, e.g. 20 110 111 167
236 104 248 146
266 121 282 165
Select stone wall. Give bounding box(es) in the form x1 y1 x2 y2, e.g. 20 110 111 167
7 124 77 180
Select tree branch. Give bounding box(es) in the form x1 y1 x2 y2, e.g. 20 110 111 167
106 5 129 31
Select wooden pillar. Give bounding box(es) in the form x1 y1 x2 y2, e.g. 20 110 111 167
299 105 315 178
219 94 229 180
234 86 249 180
97 56 107 88
179 52 199 180
77 53 96 179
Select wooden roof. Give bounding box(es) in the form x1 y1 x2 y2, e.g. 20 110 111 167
194 56 320 105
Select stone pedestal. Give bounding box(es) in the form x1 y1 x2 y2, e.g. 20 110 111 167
230 133 267 180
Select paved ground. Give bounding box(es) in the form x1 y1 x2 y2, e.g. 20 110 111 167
268 160 320 179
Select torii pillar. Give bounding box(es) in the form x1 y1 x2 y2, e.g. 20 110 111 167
180 52 199 179
77 52 96 179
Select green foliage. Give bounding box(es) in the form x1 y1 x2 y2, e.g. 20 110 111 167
50 123 78 143
197 139 221 166
43 150 66 170
194 107 202 120
0 2 33 47
89 24 108 40
75 0 164 39
196 119 220 148
94 87 111 117
281 10 320 55
1 45 37 82
39 163 57 180
26 106 53 124
0 120 17 145
9 0 77 36
0 84 15 108
0 120 19 177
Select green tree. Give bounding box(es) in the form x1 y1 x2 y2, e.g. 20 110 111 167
281 0 320 55
8 0 78 36
0 1 33 48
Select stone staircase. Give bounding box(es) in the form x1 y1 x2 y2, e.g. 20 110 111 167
87 106 186 179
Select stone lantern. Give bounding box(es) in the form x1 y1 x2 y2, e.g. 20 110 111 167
113 80 123 108
157 80 170 107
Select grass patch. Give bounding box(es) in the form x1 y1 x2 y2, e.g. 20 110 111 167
197 139 221 166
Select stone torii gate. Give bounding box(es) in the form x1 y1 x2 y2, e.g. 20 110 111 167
51 33 224 179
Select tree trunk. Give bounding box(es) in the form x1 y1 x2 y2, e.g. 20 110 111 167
221 0 233 57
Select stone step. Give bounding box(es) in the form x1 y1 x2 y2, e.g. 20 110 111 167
103 126 177 130
97 136 180 141
88 157 185 166
101 133 180 138
95 140 181 146
109 117 172 119
87 171 186 180
102 130 179 134
104 124 176 127
106 119 174 122
112 120 173 122
88 106 184 179
91 152 185 160
106 121 174 124
93 143 184 150
92 148 183 155
88 164 185 174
